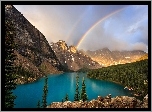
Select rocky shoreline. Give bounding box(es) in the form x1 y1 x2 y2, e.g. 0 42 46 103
47 94 148 108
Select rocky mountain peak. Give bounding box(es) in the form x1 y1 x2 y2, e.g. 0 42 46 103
85 48 147 67
5 5 65 84
101 47 110 51
56 40 68 51
51 40 101 71
69 45 77 53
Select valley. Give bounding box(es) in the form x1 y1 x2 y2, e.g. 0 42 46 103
5 5 147 85
4 5 149 109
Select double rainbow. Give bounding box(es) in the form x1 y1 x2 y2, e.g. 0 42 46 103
76 6 128 49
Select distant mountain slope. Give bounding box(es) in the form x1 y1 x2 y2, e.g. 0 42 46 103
5 5 66 84
136 53 148 61
85 48 147 67
50 40 101 71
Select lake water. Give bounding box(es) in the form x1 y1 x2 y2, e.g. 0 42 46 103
13 72 132 108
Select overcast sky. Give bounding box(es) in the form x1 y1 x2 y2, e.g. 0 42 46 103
14 5 148 52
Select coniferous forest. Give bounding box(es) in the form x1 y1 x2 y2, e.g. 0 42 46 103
87 59 148 99
5 10 18 108
4 4 149 109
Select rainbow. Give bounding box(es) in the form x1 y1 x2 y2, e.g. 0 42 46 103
65 6 93 42
76 6 128 49
65 13 85 42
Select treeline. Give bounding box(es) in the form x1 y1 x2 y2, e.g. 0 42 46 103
37 74 88 108
16 66 35 80
37 76 48 108
62 75 88 102
5 10 17 108
87 59 148 99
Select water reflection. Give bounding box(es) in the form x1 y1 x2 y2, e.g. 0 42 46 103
13 72 131 108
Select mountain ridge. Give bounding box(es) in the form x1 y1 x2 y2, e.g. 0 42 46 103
5 5 67 84
5 5 147 84
84 48 147 67
50 40 102 71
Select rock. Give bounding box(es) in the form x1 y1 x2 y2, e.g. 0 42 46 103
5 5 66 84
69 46 77 53
142 94 148 108
47 95 147 108
51 40 101 71
85 48 147 67
97 96 104 102
143 94 148 103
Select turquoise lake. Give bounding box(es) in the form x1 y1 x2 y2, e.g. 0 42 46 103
13 72 132 108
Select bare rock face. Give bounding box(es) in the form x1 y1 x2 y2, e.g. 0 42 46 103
85 48 147 67
142 94 148 108
47 95 148 108
5 5 65 84
51 40 101 71
69 46 77 53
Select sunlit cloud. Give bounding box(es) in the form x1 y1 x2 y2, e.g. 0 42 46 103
14 5 148 52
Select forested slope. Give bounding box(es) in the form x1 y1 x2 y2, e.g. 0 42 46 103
5 5 66 84
87 59 148 99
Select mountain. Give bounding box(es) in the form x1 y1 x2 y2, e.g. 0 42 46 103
85 48 147 67
5 5 66 84
5 5 147 84
50 40 101 71
136 54 148 61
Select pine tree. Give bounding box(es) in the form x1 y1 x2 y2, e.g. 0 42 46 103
5 8 17 108
74 74 80 101
80 77 88 102
64 93 69 101
41 76 48 108
37 100 40 108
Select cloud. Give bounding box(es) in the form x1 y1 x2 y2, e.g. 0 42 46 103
127 16 148 34
14 5 148 52
129 42 147 51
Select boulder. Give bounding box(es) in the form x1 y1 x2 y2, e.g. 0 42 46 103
47 95 148 108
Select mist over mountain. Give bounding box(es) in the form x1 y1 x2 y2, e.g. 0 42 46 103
14 5 148 53
5 5 148 84
5 5 149 109
50 40 101 71
50 39 147 69
83 48 147 67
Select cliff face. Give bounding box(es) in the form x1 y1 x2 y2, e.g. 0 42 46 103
85 48 147 67
50 40 101 71
5 5 65 84
50 40 146 71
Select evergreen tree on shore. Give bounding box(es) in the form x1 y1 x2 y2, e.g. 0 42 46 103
5 10 17 108
80 77 88 102
37 100 40 108
64 93 69 101
87 59 148 98
74 74 80 101
41 76 48 108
